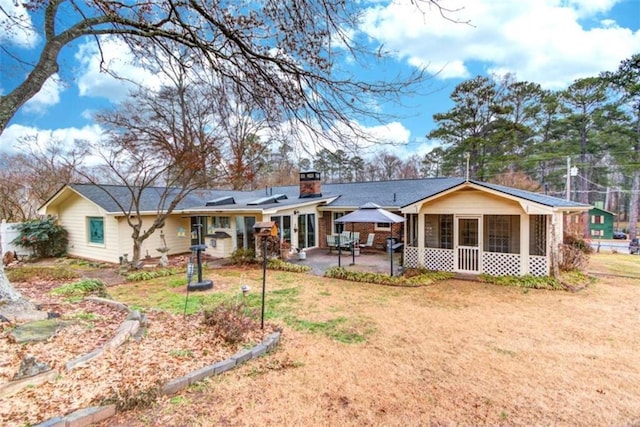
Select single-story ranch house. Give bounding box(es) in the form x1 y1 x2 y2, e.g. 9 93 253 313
39 172 590 276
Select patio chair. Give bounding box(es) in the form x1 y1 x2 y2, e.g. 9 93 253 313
326 234 338 253
360 233 375 252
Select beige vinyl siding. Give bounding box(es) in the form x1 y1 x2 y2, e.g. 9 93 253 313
421 189 523 215
116 215 191 260
56 193 121 263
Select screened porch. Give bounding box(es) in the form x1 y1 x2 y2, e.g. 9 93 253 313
403 214 550 276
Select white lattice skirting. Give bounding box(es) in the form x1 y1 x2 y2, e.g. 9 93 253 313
483 252 521 276
423 248 454 271
404 247 420 268
528 256 548 276
405 247 549 276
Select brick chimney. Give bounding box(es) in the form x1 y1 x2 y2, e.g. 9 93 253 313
299 171 322 198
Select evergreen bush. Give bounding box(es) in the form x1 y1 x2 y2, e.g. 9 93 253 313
12 217 68 258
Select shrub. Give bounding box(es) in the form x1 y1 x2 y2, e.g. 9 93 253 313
324 267 453 287
230 248 256 265
126 268 178 282
558 243 590 271
202 300 258 344
267 258 311 273
51 278 109 299
479 274 565 290
11 217 68 258
564 234 594 254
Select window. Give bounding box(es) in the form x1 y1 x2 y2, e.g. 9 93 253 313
529 215 547 256
375 222 391 231
332 212 345 234
88 217 104 244
406 214 418 247
591 215 604 224
484 215 520 254
207 216 230 234
270 215 292 242
591 229 604 236
424 214 453 249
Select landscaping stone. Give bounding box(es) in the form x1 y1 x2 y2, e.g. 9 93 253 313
161 376 189 396
264 332 281 350
66 349 103 371
0 370 58 398
187 365 216 385
84 297 128 312
9 319 70 343
13 355 51 380
33 416 65 427
251 344 267 358
213 358 236 374
231 348 252 364
126 310 142 321
64 405 116 427
105 319 139 349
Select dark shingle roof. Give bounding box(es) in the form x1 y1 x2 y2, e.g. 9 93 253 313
68 177 589 214
70 184 219 213
470 180 589 208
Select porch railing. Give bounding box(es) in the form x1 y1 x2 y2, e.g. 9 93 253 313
405 246 549 277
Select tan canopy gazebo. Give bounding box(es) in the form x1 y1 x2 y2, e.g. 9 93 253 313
335 202 405 275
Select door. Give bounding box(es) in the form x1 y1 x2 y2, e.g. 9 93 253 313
297 213 316 249
457 217 479 273
235 216 256 250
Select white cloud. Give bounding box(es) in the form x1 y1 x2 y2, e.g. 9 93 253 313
259 116 413 161
74 37 164 102
0 123 105 155
22 74 64 113
0 0 39 47
360 0 640 89
566 0 618 17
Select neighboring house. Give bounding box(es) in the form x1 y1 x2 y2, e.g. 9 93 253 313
586 204 615 240
39 172 590 276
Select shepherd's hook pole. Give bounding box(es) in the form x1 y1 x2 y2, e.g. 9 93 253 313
261 237 267 329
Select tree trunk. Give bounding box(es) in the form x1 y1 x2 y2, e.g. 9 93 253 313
0 264 42 321
0 265 26 303
132 239 142 266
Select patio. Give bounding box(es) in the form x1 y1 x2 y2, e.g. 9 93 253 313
287 247 403 276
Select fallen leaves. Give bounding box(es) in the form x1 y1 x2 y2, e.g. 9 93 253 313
0 278 273 426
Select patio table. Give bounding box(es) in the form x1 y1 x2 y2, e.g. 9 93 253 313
332 234 355 250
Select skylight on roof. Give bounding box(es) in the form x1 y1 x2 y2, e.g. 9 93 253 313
206 196 235 206
247 194 288 205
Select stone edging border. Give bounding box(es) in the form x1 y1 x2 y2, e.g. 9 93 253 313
9 296 282 427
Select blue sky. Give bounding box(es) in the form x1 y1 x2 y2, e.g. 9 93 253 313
1 0 639 160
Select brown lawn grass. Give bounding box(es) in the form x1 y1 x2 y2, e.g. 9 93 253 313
102 254 640 427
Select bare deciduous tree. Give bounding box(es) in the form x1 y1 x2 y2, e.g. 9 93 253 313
78 73 220 264
0 140 82 221
0 0 443 143
0 0 451 318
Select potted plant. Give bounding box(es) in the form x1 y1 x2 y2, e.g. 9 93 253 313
280 241 292 260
